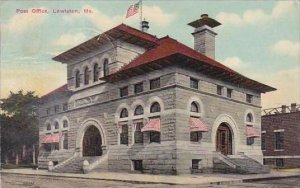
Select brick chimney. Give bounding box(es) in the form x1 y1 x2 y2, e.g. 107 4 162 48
281 105 287 113
188 14 221 59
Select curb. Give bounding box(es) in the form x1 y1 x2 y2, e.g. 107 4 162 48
243 174 300 183
0 171 242 185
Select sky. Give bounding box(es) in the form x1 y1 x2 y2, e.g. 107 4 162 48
1 0 299 109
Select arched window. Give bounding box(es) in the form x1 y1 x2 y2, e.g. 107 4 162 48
246 113 253 122
120 108 129 118
103 59 109 77
55 122 59 129
63 120 68 128
84 67 90 85
190 102 199 113
150 102 161 113
46 124 51 130
93 63 99 82
134 105 144 116
75 70 80 88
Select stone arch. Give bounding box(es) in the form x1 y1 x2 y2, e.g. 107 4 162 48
244 109 256 125
115 103 131 122
211 114 240 155
146 96 165 115
75 118 106 156
187 96 205 117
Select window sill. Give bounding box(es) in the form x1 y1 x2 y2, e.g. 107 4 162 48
274 149 284 151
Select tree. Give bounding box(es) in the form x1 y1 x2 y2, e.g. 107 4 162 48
0 90 39 165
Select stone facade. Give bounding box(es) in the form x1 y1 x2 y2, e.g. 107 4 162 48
38 21 273 174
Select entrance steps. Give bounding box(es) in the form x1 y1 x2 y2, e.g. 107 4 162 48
51 155 107 174
213 152 270 174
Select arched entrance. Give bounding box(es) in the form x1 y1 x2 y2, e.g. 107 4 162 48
82 125 102 156
216 123 233 155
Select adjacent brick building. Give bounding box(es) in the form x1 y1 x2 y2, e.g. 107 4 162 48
261 103 300 168
38 14 275 174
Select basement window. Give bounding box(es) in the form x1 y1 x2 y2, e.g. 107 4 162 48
192 159 201 169
275 158 284 167
132 160 143 171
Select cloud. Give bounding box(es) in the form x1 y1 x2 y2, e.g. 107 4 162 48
216 1 296 27
52 32 87 46
1 64 66 98
3 7 48 33
222 56 245 70
261 67 300 108
64 5 175 32
271 40 300 59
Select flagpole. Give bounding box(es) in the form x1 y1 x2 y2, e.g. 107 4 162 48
140 0 143 31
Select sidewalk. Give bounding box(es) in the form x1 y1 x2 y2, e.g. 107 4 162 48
1 168 299 185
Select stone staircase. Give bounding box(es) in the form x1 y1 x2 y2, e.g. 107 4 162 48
52 156 103 174
213 152 270 174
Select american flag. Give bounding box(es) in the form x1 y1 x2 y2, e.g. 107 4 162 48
126 2 140 18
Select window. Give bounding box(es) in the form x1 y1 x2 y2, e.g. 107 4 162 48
103 59 109 77
120 109 128 118
132 160 143 171
246 94 253 103
190 102 199 113
84 67 90 85
150 102 161 113
134 123 143 144
217 85 223 95
63 120 68 128
275 132 284 150
46 108 50 115
190 132 202 142
275 158 284 167
192 159 201 169
63 131 68 149
120 86 128 97
246 113 253 122
54 122 59 129
120 124 128 145
53 143 59 150
150 78 160 90
150 132 160 143
227 88 232 98
63 103 68 111
261 133 266 150
134 105 144 116
75 70 80 88
247 137 254 145
93 63 99 82
54 105 60 113
190 78 198 89
44 143 51 152
134 82 143 94
46 124 51 130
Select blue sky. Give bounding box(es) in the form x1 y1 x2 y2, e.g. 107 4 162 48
1 0 299 108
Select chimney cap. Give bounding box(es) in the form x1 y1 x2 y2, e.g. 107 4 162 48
188 14 221 28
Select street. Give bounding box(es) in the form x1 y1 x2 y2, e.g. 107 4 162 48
1 173 300 188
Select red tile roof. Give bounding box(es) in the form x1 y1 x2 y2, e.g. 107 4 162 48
41 84 69 98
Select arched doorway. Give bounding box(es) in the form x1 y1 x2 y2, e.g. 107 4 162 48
216 123 233 155
82 126 102 156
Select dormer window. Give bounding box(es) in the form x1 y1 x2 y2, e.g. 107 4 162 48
84 67 90 85
103 59 109 77
93 63 99 82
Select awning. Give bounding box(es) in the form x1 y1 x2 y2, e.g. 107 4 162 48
141 118 160 132
246 126 260 137
41 133 63 143
190 117 208 132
